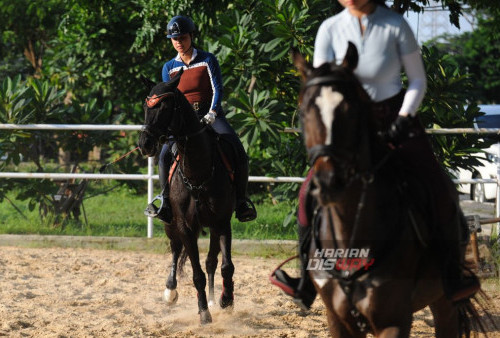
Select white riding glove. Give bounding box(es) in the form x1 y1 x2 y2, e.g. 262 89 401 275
202 110 217 125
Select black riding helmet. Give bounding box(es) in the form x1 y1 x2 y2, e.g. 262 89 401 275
166 15 195 38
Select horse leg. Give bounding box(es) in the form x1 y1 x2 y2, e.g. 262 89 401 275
325 307 363 337
319 282 363 337
163 231 181 305
318 282 366 338
182 233 212 324
206 228 221 307
430 297 459 338
371 304 412 337
219 224 234 309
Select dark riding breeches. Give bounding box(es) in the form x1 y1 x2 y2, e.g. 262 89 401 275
158 115 249 200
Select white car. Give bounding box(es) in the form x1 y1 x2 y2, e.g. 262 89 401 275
455 143 499 202
455 105 500 202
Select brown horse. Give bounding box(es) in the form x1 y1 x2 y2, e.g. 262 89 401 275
138 70 236 324
291 44 488 337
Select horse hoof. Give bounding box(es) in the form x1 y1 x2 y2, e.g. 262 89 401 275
219 296 234 309
199 309 212 324
162 288 178 305
208 299 215 308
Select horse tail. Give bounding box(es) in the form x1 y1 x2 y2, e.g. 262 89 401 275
177 247 189 276
176 226 203 276
457 289 498 336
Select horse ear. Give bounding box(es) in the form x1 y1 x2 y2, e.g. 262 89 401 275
291 48 313 81
140 75 156 91
341 41 358 71
168 68 184 88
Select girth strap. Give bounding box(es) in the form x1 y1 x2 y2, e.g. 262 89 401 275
216 142 235 182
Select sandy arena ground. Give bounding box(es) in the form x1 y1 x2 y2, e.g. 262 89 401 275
0 245 499 337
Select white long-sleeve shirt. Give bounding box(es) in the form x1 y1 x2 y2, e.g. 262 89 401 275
313 5 427 116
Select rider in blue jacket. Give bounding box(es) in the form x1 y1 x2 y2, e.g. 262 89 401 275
144 15 257 223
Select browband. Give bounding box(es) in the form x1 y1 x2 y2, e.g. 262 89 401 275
145 92 174 108
305 75 349 88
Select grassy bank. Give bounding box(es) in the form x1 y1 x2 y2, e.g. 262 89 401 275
0 184 298 240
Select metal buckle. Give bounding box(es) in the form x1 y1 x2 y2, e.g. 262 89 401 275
192 102 200 111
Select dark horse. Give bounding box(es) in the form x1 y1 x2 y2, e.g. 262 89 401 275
291 44 488 336
138 70 236 324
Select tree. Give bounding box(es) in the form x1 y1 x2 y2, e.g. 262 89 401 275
0 0 66 76
428 8 500 103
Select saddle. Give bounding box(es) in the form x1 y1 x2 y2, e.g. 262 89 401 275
167 127 236 186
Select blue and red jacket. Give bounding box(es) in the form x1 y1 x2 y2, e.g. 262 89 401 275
162 48 224 116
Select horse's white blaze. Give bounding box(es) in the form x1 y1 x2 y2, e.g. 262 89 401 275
163 288 178 305
315 87 344 145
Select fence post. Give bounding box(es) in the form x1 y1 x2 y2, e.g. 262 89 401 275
147 157 154 238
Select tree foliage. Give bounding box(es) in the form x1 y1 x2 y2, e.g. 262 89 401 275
0 0 499 222
427 8 500 104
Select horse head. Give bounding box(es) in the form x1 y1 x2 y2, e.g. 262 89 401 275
138 69 197 157
292 42 374 205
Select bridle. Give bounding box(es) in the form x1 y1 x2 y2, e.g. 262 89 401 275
303 73 362 188
305 71 394 274
143 89 208 142
303 73 391 178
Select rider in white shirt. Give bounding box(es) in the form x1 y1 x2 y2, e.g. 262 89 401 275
272 0 479 310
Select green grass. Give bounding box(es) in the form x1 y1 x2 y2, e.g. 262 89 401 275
0 183 298 240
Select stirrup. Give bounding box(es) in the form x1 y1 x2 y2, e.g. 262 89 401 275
144 194 164 218
236 198 257 222
269 255 316 311
269 255 300 297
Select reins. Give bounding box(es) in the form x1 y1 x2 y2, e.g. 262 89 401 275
98 146 140 173
311 149 392 281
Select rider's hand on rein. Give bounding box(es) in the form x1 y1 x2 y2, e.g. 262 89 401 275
380 115 415 145
202 110 217 125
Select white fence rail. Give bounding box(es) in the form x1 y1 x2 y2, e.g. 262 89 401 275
2 124 500 237
0 124 305 237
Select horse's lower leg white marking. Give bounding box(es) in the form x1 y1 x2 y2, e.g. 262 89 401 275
163 288 178 305
315 87 344 145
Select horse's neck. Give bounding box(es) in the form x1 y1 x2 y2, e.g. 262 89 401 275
326 193 361 247
176 129 214 181
325 180 383 249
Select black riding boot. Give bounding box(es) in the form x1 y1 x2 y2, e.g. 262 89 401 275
144 146 173 223
273 224 317 310
144 188 173 223
234 157 257 222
